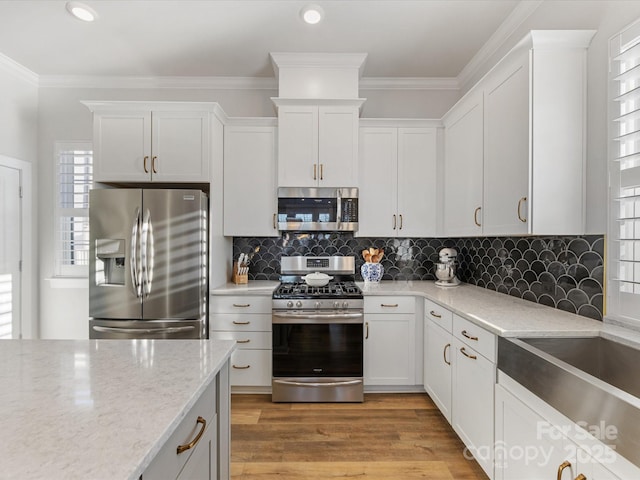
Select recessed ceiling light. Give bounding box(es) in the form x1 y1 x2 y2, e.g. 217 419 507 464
66 2 98 22
300 4 324 25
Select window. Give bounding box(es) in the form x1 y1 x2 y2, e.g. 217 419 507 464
55 142 92 277
608 19 640 325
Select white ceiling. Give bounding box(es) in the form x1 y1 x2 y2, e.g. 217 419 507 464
0 0 534 83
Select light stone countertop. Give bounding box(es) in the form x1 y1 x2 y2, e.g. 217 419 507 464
208 279 640 342
0 339 236 480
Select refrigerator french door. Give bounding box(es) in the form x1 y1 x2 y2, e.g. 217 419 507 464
89 188 208 339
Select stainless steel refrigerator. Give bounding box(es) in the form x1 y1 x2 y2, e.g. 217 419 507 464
89 188 208 339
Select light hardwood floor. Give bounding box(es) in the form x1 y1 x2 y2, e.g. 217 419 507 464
231 393 490 479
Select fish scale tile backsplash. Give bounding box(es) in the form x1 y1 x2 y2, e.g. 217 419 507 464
233 233 605 321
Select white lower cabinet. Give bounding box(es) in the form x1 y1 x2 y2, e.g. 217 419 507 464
423 300 453 422
210 295 272 388
495 379 625 480
364 296 416 386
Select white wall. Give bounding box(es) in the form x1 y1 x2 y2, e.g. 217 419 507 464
0 56 39 338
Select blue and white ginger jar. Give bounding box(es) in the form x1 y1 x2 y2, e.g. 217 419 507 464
361 262 384 282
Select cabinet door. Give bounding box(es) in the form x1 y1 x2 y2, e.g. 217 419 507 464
318 106 359 186
495 384 578 480
397 127 437 237
358 127 398 237
452 338 495 478
93 110 152 182
443 93 483 236
151 111 210 182
277 105 318 187
424 319 452 422
364 314 416 385
483 53 530 235
223 126 278 236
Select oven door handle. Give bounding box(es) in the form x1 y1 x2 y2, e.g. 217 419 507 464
272 312 364 324
273 379 363 388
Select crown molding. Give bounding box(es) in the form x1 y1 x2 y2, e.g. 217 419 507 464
39 75 278 90
270 52 368 78
360 77 459 90
0 53 38 86
457 0 543 91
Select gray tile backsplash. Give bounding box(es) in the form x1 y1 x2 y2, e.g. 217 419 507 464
233 233 604 321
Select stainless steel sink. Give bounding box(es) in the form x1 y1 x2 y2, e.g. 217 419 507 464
498 335 640 468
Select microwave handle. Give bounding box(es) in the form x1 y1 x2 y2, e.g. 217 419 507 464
336 189 342 228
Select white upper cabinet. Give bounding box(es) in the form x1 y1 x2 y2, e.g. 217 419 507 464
442 30 595 237
223 122 278 237
359 122 439 237
275 100 361 188
84 102 214 183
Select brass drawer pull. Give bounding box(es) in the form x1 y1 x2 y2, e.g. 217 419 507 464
574 475 586 480
232 364 251 369
236 339 251 344
474 206 482 227
177 416 206 454
461 330 478 341
381 303 399 308
152 155 158 173
557 461 571 480
143 156 149 173
232 303 251 308
429 310 442 318
443 343 451 365
517 196 527 223
320 163 324 180
460 347 477 360
313 164 317 180
232 320 250 325
399 214 403 230
392 214 397 230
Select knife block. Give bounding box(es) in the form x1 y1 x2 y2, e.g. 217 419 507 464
232 261 248 284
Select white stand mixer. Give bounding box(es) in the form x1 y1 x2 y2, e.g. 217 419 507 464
435 247 461 287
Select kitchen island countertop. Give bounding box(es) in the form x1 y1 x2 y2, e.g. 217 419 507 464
211 279 640 346
0 339 236 480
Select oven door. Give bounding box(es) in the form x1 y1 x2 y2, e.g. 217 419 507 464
272 310 364 402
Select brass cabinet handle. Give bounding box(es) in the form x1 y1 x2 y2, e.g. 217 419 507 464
557 461 572 480
443 343 451 365
177 416 206 454
320 163 324 180
232 364 250 369
143 156 149 173
474 207 482 227
273 213 277 229
381 303 399 308
517 196 527 223
574 475 586 480
232 304 251 308
232 320 250 325
365 321 369 339
392 214 397 230
429 310 442 318
461 330 479 341
460 347 477 360
152 156 157 173
313 164 317 180
399 214 403 230
236 339 250 344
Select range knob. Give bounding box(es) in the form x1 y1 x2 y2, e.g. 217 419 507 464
315 301 321 309
296 300 303 308
342 301 349 309
287 301 293 308
334 301 340 308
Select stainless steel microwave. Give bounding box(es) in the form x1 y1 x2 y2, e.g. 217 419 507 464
277 187 358 232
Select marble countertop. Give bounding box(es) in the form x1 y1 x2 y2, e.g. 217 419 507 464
210 279 640 345
0 339 236 480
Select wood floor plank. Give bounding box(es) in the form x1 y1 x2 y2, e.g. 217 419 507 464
231 393 489 480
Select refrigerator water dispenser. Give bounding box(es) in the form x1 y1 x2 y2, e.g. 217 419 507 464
95 239 125 285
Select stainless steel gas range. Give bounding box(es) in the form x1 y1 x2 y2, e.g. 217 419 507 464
272 256 364 403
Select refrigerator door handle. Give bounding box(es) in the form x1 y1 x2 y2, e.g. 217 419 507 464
141 208 153 298
130 207 142 298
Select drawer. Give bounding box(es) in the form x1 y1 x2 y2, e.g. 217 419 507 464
424 299 453 332
209 313 272 332
143 380 216 480
229 349 272 387
210 295 272 314
364 296 415 314
453 314 496 362
209 331 271 349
